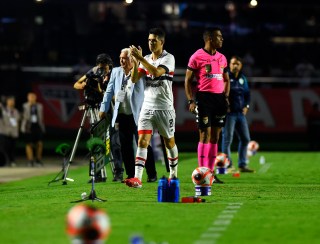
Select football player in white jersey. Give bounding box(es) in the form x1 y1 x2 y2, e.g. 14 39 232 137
125 27 179 188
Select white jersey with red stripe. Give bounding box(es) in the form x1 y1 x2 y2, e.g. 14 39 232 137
138 50 175 110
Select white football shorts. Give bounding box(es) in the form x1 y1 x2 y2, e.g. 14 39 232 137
138 109 176 138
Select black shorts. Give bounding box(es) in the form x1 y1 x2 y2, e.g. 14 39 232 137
196 92 228 129
24 123 43 143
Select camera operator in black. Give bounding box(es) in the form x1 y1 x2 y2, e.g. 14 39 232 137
74 53 113 107
74 53 123 182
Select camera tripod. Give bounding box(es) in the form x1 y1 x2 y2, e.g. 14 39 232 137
48 103 113 185
71 155 106 203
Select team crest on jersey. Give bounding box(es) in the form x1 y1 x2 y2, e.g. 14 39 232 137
239 78 244 85
38 84 81 122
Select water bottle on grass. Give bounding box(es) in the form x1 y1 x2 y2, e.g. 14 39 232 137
157 176 168 202
168 177 180 203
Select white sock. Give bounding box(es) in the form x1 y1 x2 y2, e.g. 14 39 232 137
167 144 178 178
134 147 148 180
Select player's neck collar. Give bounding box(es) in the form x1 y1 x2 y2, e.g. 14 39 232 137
202 48 216 56
152 50 165 60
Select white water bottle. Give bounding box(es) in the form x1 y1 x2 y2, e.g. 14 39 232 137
259 155 265 164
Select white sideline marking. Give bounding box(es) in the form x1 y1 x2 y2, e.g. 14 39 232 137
225 205 241 209
221 210 237 214
258 163 271 174
207 227 227 231
194 203 243 244
213 219 231 225
201 233 222 238
194 241 216 244
217 214 234 219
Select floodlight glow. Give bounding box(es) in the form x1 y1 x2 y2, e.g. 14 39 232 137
249 0 258 8
225 1 235 11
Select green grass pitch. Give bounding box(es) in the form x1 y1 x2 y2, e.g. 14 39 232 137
0 152 319 244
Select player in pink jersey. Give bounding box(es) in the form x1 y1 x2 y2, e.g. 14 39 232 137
125 27 179 188
185 27 230 183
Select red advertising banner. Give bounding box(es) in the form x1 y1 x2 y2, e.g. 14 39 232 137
173 87 320 133
34 83 86 129
34 83 320 133
246 88 319 133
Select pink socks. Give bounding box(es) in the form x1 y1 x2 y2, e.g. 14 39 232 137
198 143 210 168
207 143 217 171
198 142 218 170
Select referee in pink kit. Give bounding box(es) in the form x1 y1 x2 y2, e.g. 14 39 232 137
185 27 230 183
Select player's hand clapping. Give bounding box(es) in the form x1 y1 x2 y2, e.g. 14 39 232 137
129 45 143 61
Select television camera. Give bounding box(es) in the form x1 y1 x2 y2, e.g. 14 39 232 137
83 67 106 108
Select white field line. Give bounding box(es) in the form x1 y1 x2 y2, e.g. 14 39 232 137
258 163 272 174
193 203 243 244
194 241 216 244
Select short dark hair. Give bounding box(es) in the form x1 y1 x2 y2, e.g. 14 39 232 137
203 27 222 41
96 53 113 66
230 55 243 63
149 27 165 41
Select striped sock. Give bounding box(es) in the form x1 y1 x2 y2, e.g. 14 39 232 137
134 147 147 180
167 144 178 178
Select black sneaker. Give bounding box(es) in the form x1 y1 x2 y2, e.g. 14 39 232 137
239 166 255 173
112 174 123 182
147 175 158 183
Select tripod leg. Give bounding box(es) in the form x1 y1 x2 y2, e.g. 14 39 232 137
88 156 106 202
70 156 106 203
62 109 89 184
100 166 107 181
89 108 99 127
88 108 103 182
48 168 65 186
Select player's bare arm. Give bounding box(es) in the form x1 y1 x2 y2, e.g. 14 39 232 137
223 72 230 109
130 45 166 78
130 57 140 83
142 60 166 78
129 45 143 83
185 69 197 113
223 72 230 97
